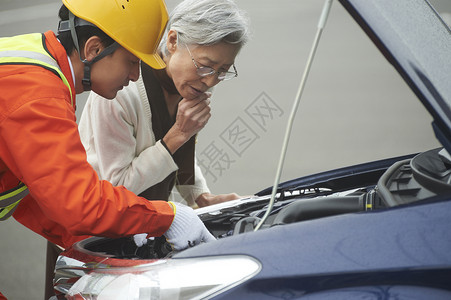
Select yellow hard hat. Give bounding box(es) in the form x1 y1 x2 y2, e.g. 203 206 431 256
62 0 168 69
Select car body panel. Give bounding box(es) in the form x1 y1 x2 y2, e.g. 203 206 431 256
177 197 451 283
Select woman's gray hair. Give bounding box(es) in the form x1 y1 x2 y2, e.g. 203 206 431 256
159 0 250 56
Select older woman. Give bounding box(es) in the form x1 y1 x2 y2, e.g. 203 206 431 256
78 0 250 208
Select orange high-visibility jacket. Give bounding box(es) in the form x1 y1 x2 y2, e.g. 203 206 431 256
0 31 174 248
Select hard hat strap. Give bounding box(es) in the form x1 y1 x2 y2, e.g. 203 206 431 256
58 11 97 57
68 11 83 59
58 11 120 90
81 42 119 90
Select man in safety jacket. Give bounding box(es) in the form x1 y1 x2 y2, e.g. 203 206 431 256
0 0 214 258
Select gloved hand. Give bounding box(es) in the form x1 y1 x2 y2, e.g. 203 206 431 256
133 233 149 247
164 201 216 251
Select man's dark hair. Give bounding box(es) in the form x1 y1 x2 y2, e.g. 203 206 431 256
57 5 115 56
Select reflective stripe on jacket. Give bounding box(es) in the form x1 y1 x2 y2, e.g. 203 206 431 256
0 32 73 105
0 182 28 221
0 33 71 219
0 31 174 248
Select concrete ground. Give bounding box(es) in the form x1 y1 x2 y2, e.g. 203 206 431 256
0 0 449 299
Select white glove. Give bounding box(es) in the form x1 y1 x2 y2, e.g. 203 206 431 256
164 201 216 251
133 233 149 247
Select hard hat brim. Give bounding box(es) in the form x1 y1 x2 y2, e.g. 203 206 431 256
136 50 166 70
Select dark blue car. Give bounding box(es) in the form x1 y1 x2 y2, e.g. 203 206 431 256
53 0 451 299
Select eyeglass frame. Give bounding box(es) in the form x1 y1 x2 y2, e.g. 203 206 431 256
185 45 238 81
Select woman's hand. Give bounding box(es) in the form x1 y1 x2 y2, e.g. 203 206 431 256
195 192 241 208
163 92 211 154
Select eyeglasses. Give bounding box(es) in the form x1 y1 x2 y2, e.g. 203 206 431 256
185 45 238 81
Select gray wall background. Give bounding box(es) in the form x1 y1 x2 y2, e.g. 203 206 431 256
0 0 449 299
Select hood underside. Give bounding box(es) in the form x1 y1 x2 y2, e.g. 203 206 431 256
338 0 451 151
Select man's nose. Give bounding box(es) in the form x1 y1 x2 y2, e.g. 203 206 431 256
129 63 140 82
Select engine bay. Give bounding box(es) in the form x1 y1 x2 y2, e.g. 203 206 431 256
80 147 451 260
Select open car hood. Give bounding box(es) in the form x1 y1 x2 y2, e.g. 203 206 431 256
339 0 451 151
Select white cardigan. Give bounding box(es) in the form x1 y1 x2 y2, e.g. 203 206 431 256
78 74 210 207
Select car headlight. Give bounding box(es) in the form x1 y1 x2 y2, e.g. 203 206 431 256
66 255 261 300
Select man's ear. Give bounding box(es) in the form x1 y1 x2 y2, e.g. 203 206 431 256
167 30 178 55
83 36 104 61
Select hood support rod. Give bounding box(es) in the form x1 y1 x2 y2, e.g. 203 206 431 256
255 0 334 231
